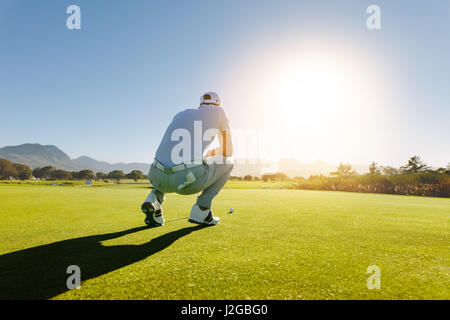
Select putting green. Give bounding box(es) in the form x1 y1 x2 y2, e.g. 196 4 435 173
0 184 448 299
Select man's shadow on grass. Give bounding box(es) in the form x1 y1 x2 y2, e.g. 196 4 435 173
0 224 207 300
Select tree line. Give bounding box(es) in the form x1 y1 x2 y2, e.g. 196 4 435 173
0 158 147 182
0 159 33 180
2 156 449 197
231 156 450 197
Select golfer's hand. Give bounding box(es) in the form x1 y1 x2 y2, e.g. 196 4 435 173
204 149 214 158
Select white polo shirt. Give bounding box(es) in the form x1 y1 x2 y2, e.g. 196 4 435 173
155 104 230 166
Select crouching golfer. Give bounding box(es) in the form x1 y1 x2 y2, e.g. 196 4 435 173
142 92 233 227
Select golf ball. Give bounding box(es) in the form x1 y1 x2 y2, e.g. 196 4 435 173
228 208 234 213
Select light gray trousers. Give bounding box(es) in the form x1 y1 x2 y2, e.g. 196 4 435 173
145 161 233 208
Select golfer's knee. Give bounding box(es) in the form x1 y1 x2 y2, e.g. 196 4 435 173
225 163 234 177
224 163 233 174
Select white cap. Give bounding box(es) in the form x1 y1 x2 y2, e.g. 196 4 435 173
200 92 221 106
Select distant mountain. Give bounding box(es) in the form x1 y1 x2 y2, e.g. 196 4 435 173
231 159 268 177
0 143 80 171
0 144 150 173
0 143 370 177
72 156 150 174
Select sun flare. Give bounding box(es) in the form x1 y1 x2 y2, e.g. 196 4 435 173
228 44 391 162
274 57 353 127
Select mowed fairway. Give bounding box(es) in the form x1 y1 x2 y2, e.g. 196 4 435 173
0 184 449 299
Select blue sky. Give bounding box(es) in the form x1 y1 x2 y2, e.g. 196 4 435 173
1 0 449 167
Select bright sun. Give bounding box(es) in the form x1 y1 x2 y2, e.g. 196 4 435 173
274 57 353 128
228 46 389 162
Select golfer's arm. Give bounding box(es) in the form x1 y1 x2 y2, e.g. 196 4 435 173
207 130 233 158
217 130 233 157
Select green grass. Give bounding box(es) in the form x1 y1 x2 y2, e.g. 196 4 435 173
0 184 448 299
